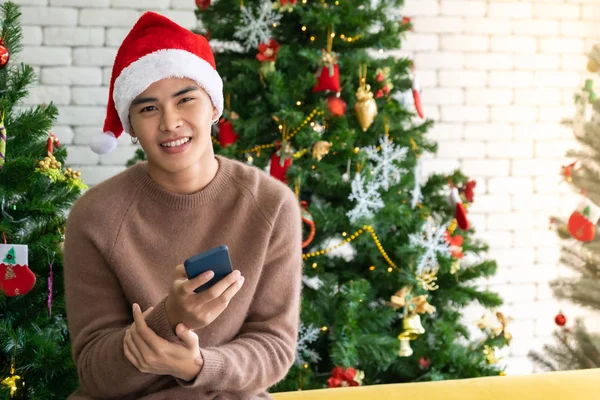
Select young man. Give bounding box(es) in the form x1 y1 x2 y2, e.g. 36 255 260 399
63 12 303 399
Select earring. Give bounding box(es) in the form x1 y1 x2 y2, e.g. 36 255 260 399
131 136 139 144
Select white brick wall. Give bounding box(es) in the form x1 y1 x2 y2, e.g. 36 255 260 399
16 0 600 376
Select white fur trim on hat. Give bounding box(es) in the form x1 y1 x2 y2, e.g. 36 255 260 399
113 48 224 134
90 131 118 155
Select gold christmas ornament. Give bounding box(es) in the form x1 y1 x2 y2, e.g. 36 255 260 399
64 168 81 180
397 333 413 357
388 287 435 314
483 345 498 364
402 312 425 339
1 362 25 399
312 141 332 161
588 45 600 73
354 65 377 132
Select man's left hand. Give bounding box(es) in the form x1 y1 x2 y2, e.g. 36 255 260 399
124 303 203 381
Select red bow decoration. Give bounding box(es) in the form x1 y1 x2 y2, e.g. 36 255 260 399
257 39 280 63
445 231 464 259
327 366 365 388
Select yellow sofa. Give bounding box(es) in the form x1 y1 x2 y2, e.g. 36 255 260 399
272 369 599 399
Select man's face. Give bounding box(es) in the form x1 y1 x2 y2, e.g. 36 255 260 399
128 77 218 174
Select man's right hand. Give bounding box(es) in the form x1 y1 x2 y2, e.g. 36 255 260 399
164 264 245 332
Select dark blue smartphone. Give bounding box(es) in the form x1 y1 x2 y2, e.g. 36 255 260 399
184 245 233 293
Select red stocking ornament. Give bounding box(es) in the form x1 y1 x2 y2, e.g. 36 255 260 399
411 68 425 119
0 244 36 297
450 187 469 230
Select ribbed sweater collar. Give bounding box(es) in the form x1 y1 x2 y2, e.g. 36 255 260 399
128 155 232 209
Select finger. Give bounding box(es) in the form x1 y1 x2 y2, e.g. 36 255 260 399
142 306 154 318
125 327 145 368
175 323 200 349
132 304 161 352
205 275 245 311
203 270 242 300
174 263 188 280
181 270 215 294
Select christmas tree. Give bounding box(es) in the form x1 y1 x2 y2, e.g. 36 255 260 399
0 2 85 398
128 0 511 391
529 46 600 372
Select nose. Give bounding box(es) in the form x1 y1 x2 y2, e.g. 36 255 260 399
159 105 183 132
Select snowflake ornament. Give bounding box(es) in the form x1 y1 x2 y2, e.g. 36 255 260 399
296 322 321 366
302 275 324 290
322 237 356 262
364 135 408 191
408 218 451 274
410 158 423 209
347 174 385 223
234 1 282 51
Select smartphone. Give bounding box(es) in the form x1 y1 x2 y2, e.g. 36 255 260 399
184 245 233 293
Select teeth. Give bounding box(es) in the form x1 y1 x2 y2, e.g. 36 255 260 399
161 138 190 148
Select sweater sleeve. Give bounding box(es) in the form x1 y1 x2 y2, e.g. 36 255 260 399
176 189 303 393
64 201 166 399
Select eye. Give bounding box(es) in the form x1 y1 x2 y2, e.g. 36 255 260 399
140 105 157 113
179 97 194 104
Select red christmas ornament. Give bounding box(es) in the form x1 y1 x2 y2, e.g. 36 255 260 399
402 17 413 31
375 89 384 99
270 142 293 183
327 96 347 117
555 312 567 327
419 357 431 369
463 179 476 203
0 244 36 297
257 39 280 63
562 161 578 183
327 366 364 388
218 117 239 147
568 198 600 242
0 41 9 69
382 85 390 95
410 67 425 119
195 0 211 10
313 50 341 93
450 186 469 231
280 0 297 6
46 133 61 155
445 231 464 259
376 73 385 82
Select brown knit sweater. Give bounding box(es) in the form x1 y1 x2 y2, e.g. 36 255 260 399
63 155 303 399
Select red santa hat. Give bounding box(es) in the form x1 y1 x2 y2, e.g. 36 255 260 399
90 11 223 154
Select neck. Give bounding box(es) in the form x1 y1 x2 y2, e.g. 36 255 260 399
147 153 220 195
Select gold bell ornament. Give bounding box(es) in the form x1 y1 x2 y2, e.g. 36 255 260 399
354 65 377 132
403 312 426 337
397 332 414 357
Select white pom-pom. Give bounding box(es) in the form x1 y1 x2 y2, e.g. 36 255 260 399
90 132 118 154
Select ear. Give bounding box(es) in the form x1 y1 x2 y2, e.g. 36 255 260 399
212 106 219 122
128 115 136 136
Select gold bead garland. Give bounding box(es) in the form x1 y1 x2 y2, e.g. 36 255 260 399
302 225 397 270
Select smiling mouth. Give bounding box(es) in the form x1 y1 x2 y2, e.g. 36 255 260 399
160 137 192 148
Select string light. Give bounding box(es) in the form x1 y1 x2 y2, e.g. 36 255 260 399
303 225 397 270
321 326 328 332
